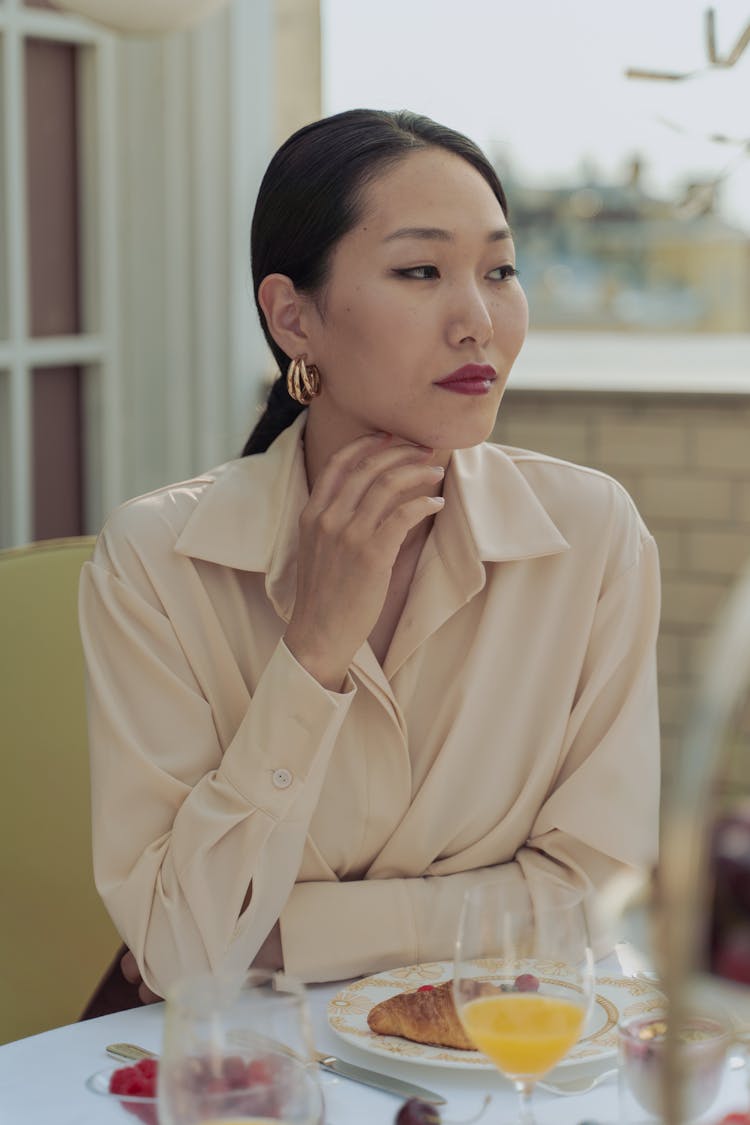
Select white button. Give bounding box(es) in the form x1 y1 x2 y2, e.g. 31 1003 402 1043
272 768 293 789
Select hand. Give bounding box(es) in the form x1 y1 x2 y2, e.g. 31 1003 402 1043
120 948 162 1005
284 433 444 689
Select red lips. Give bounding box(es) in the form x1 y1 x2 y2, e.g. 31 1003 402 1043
434 364 497 395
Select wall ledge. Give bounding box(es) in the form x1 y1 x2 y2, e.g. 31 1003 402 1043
511 332 750 395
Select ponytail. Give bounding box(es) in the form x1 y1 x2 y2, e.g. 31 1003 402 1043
241 375 306 456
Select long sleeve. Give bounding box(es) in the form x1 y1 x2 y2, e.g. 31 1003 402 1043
81 554 355 996
279 535 660 981
81 428 661 991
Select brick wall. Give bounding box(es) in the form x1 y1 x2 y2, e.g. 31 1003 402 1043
491 390 750 777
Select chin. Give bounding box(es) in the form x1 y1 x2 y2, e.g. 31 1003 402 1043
424 413 500 453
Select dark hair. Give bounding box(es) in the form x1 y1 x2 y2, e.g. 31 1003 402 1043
242 108 509 456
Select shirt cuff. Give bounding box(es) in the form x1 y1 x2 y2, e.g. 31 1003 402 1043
219 639 356 819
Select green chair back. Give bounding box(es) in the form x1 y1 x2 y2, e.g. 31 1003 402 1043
0 537 120 1044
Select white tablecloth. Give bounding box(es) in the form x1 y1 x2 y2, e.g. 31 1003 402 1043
1 963 748 1125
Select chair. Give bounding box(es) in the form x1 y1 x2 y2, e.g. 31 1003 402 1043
0 536 121 1044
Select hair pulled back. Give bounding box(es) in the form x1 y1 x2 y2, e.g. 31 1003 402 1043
242 108 508 455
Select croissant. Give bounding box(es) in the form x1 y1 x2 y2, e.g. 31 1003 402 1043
367 980 475 1050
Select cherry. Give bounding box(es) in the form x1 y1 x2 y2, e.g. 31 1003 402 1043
396 1098 442 1124
514 973 539 992
708 808 750 983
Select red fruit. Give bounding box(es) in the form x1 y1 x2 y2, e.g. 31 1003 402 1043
124 1105 158 1125
246 1057 274 1085
395 1098 442 1124
514 973 539 992
716 1114 750 1125
134 1058 158 1086
222 1055 249 1088
109 1064 158 1125
110 1061 158 1098
110 1066 136 1094
417 984 435 992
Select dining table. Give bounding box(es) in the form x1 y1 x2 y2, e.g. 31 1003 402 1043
1 951 748 1125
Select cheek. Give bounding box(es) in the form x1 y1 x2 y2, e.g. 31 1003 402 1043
327 291 416 362
499 289 529 352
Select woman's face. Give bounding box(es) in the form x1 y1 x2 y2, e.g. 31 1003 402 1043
303 146 528 454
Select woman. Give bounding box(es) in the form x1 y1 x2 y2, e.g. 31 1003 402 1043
80 109 660 1003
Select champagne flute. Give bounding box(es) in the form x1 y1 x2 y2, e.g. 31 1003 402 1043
453 882 595 1124
159 968 324 1125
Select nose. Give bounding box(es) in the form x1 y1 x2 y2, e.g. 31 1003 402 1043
446 281 494 348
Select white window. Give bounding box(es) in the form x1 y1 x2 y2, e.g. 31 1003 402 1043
0 0 275 548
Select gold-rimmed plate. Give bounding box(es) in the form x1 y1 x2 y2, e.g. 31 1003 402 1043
327 961 664 1071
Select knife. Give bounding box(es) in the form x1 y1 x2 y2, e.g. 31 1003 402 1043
313 1049 446 1105
106 1042 446 1106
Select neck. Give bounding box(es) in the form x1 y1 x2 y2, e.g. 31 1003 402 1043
302 405 451 492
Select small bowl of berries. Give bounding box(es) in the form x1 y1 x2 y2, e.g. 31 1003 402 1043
86 1058 159 1125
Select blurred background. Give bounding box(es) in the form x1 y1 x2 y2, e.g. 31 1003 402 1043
0 0 748 777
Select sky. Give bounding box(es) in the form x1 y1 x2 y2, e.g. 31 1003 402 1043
321 0 750 233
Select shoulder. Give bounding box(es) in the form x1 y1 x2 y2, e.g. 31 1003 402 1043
91 461 240 578
499 443 643 518
486 442 653 575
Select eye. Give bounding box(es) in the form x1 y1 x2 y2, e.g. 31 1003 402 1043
392 265 440 280
488 265 520 282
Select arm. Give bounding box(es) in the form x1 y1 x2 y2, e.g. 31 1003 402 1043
278 536 661 981
82 434 443 996
81 554 355 997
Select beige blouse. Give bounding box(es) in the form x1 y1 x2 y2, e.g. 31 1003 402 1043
80 414 660 995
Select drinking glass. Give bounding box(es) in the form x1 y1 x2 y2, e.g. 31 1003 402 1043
159 968 324 1125
618 1008 731 1123
453 882 595 1124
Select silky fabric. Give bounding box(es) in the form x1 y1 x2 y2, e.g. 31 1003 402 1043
80 414 660 996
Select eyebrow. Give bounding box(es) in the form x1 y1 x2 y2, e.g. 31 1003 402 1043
383 226 513 243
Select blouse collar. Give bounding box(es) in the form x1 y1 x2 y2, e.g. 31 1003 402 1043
174 413 570 623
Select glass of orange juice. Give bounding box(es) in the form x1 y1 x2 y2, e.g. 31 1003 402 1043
159 968 323 1125
454 882 595 1123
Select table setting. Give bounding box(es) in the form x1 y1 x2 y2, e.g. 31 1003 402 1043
1 926 748 1125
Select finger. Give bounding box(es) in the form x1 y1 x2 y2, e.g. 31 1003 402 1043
312 443 435 523
306 433 392 513
120 949 140 984
138 980 162 1005
375 494 446 557
352 462 445 535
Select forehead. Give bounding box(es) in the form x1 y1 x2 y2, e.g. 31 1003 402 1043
356 147 507 237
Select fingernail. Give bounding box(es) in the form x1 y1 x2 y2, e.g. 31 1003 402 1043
429 495 446 507
428 465 445 477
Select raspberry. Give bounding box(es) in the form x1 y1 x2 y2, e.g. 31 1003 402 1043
125 1105 158 1125
222 1055 248 1088
134 1058 158 1086
417 984 435 992
110 1061 158 1098
110 1066 136 1094
109 1063 158 1125
246 1057 274 1085
514 973 539 992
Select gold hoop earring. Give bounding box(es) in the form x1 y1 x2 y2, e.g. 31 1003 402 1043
286 357 321 405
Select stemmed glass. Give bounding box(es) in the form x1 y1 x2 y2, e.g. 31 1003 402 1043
159 968 324 1125
453 882 595 1124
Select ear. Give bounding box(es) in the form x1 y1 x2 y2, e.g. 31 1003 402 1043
258 274 314 361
